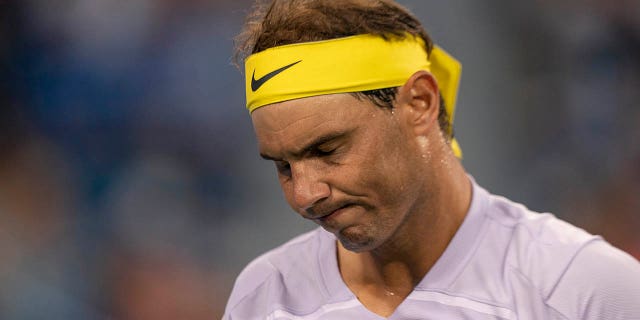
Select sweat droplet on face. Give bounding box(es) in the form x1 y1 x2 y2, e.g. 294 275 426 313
416 136 431 160
416 136 429 148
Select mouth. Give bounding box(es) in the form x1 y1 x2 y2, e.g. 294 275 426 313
314 204 352 223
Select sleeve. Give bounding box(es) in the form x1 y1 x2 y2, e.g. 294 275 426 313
222 257 278 320
546 240 640 319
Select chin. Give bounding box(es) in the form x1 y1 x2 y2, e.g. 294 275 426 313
336 228 380 252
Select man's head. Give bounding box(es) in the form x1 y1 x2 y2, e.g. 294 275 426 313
237 0 463 252
251 72 445 251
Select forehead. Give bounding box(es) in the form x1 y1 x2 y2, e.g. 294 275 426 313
250 93 384 155
251 94 373 135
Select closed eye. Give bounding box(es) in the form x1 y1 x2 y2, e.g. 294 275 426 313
275 161 291 176
311 148 335 157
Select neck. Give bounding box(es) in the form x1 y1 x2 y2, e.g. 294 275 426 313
338 145 472 301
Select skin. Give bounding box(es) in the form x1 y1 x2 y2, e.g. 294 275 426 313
251 71 472 317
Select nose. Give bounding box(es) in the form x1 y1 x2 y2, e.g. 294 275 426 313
290 162 330 211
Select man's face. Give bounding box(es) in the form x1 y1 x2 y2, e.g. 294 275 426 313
251 93 427 252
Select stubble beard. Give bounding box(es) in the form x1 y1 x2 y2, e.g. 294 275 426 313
337 230 376 252
334 219 392 253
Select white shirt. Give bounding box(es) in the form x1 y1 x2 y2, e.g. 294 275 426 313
224 181 640 319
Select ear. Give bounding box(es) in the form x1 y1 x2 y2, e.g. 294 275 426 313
395 70 440 136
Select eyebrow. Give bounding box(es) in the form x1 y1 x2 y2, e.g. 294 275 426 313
260 130 352 161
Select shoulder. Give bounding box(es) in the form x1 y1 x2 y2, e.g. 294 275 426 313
547 240 640 319
481 191 599 295
478 188 640 318
223 228 331 319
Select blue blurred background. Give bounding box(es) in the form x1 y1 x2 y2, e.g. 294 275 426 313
1 0 638 318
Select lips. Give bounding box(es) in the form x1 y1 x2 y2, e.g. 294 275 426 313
314 204 351 222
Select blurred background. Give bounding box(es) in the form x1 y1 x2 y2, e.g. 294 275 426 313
0 0 638 318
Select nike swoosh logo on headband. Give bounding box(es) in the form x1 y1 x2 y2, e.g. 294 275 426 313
251 60 302 92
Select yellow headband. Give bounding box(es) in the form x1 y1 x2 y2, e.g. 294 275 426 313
245 33 462 157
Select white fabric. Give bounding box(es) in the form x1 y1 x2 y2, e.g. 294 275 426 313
223 181 640 319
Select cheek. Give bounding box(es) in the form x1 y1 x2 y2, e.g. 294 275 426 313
340 136 414 199
278 178 298 212
374 150 421 212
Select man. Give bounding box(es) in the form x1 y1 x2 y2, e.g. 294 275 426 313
224 0 640 319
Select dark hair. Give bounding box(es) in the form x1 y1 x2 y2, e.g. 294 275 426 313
235 0 451 139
